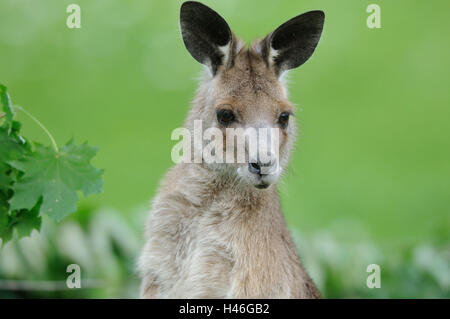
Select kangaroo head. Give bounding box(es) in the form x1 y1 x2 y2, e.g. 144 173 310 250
180 1 324 189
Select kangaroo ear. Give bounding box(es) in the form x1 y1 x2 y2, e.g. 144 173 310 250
180 1 232 75
263 10 325 76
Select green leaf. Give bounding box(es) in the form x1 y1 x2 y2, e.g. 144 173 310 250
0 84 104 244
0 124 26 193
14 203 42 238
9 140 103 222
0 192 13 244
0 195 42 244
0 84 14 129
0 124 25 161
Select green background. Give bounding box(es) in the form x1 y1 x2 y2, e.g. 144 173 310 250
0 0 449 298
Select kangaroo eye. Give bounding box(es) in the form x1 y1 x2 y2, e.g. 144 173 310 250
278 112 290 128
217 109 235 126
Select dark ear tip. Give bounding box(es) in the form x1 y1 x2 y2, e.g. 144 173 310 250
180 1 197 16
304 10 325 23
271 10 325 40
180 1 209 15
311 10 325 16
181 1 202 8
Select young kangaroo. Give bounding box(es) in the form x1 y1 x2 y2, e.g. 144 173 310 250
138 1 324 298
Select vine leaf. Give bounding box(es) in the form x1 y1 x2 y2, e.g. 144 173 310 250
0 84 103 244
0 192 13 243
0 197 41 243
0 84 14 129
0 123 26 193
9 140 104 222
14 202 42 238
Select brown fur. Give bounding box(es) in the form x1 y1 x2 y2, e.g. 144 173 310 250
138 38 321 298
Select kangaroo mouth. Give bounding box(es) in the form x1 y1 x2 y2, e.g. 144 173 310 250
255 183 270 189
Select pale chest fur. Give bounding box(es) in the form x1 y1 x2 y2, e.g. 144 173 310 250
138 165 317 298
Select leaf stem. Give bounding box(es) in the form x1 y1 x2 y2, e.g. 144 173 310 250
14 106 59 152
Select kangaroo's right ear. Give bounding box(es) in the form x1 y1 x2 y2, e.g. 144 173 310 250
262 10 325 76
180 1 232 75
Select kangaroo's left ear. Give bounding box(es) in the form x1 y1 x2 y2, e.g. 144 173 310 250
180 1 233 75
262 10 325 76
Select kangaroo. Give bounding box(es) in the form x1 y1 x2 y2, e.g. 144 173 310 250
138 1 324 298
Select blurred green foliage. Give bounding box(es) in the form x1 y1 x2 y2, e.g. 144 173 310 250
0 0 449 298
0 205 143 298
0 206 448 298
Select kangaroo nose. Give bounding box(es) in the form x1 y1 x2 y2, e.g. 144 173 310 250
248 158 277 176
248 162 261 175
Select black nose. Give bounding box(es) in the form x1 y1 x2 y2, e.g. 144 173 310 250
248 162 261 175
